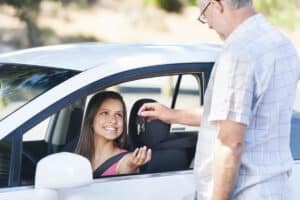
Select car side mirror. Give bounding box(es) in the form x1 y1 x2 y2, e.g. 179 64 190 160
34 152 93 200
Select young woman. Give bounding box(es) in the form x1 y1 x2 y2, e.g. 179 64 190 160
76 91 151 177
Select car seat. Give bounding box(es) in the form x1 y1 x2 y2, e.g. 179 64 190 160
128 98 197 173
56 106 84 153
0 141 10 187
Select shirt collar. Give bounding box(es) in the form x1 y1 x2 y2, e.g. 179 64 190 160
223 13 263 49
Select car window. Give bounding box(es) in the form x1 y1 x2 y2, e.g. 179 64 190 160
23 117 50 142
2 73 202 188
117 74 200 172
20 117 51 186
13 100 85 186
118 76 173 110
118 74 201 114
0 64 78 121
171 74 202 132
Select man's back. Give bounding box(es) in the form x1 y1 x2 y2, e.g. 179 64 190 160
228 14 300 199
195 14 300 200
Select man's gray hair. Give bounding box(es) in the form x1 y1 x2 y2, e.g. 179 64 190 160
225 0 252 8
199 0 252 9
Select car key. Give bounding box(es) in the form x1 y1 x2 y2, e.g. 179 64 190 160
136 116 146 135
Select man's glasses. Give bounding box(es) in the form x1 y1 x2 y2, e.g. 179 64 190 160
197 1 211 24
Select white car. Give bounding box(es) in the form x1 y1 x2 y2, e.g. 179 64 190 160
0 43 299 200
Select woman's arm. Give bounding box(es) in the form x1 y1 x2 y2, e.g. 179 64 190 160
117 146 152 174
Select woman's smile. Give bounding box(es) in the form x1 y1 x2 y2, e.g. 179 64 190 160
93 98 124 141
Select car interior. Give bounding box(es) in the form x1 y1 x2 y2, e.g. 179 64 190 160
0 140 11 187
1 73 203 187
128 98 197 173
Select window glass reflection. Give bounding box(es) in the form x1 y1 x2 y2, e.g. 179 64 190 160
0 64 78 120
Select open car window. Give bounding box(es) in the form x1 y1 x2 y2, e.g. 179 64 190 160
170 75 202 132
0 72 203 188
109 74 201 172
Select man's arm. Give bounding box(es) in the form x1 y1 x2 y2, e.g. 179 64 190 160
168 108 201 126
138 102 201 126
212 120 246 200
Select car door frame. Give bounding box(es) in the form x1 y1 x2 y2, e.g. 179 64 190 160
1 61 214 189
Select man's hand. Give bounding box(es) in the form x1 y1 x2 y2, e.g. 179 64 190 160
138 102 173 123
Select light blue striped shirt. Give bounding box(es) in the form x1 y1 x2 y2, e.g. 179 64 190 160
194 14 300 200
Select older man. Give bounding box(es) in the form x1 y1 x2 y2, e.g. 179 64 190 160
139 0 300 199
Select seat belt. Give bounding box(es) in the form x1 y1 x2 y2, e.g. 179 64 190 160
93 151 128 178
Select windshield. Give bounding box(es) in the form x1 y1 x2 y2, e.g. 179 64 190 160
0 64 79 120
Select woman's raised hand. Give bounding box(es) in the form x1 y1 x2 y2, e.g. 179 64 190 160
130 146 152 168
120 146 151 173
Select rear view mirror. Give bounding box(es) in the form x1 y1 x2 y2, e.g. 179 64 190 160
34 152 92 200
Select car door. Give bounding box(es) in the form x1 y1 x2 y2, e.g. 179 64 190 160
0 62 213 200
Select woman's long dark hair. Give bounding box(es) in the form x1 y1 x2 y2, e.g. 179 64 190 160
75 91 127 162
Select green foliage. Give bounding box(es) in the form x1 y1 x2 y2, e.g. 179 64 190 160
145 0 198 12
254 0 284 15
254 0 300 29
61 0 92 8
144 0 300 29
188 0 197 6
145 0 185 12
0 0 43 10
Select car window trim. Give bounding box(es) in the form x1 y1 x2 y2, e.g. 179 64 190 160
93 169 194 183
8 133 22 187
4 62 214 140
171 74 182 109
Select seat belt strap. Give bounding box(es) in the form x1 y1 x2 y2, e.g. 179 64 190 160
93 151 128 178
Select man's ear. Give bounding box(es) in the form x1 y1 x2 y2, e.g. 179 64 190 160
212 0 224 13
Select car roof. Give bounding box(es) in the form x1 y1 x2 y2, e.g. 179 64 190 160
0 43 221 71
0 43 222 139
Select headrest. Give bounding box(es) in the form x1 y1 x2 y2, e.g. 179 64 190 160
129 98 170 149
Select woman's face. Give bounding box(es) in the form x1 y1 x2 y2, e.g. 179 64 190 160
92 98 124 141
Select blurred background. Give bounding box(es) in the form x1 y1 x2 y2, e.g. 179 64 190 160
0 0 300 144
0 0 299 53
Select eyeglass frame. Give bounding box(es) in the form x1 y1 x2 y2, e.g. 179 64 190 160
197 1 212 24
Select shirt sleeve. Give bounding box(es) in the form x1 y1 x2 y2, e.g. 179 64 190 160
208 51 254 126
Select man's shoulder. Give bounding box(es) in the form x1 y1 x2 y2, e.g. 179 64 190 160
228 32 295 63
229 15 294 58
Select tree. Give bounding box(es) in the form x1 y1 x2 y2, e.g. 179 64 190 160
0 0 43 47
145 0 185 13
